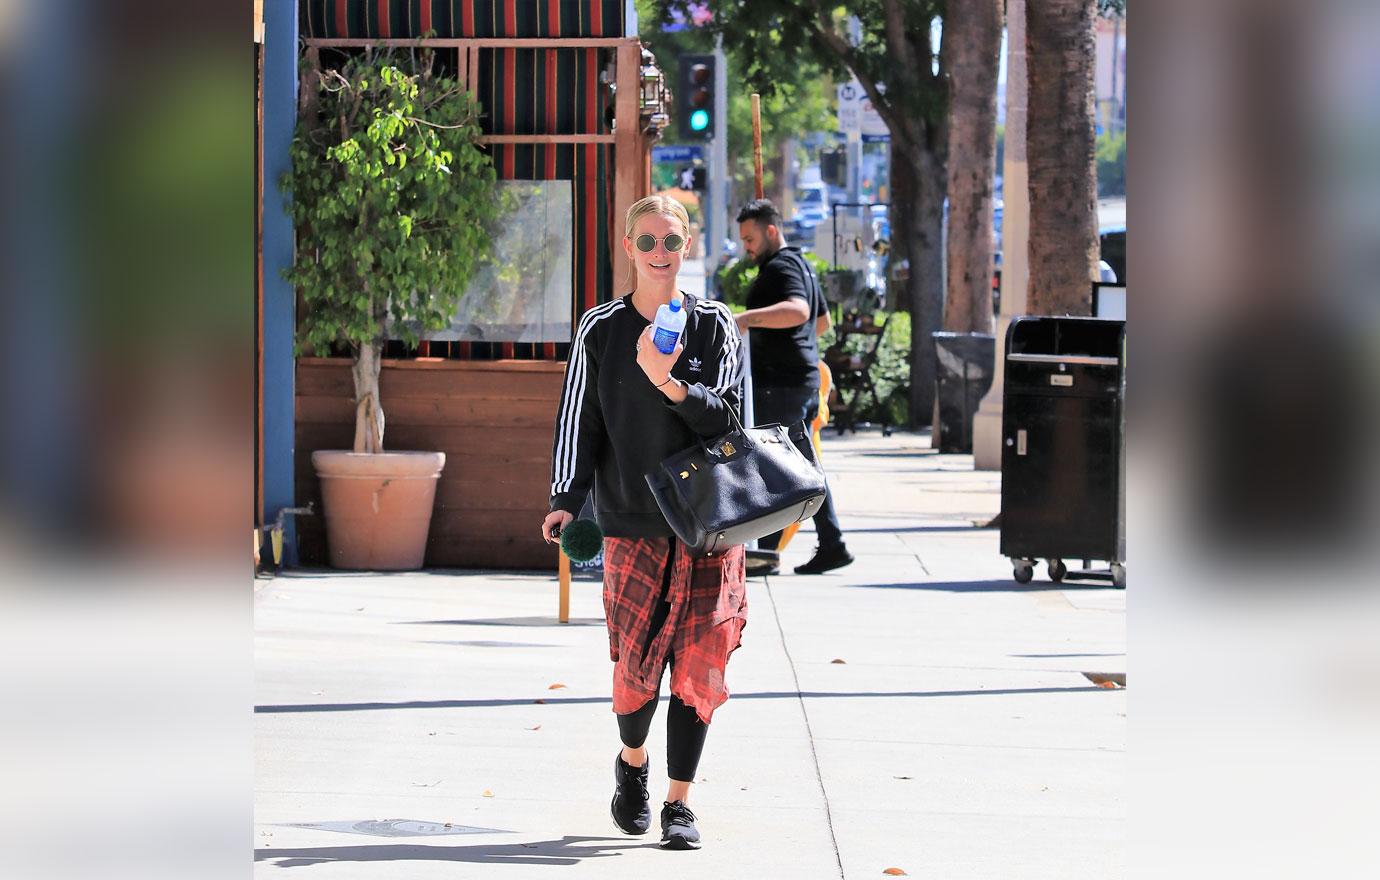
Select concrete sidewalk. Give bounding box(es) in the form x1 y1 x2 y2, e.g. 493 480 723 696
256 430 1125 878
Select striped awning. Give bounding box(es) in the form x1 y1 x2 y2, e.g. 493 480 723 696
300 1 627 40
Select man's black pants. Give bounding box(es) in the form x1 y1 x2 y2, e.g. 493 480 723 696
751 384 845 553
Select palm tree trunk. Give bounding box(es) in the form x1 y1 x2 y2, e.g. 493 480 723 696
890 139 946 427
942 0 1003 334
1026 0 1099 316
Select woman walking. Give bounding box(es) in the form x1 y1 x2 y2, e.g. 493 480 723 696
541 195 746 850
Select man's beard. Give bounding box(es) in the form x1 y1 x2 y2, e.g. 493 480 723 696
748 243 778 267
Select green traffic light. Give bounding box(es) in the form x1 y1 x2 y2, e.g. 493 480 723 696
690 109 710 131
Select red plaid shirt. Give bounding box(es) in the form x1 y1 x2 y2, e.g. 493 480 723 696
602 537 747 724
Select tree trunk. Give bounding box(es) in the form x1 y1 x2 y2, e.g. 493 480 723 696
890 139 946 428
942 0 1003 334
351 342 385 453
1026 0 1099 316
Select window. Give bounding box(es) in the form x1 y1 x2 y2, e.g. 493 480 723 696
424 180 574 343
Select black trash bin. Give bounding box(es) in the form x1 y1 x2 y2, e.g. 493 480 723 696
932 332 996 453
999 317 1126 587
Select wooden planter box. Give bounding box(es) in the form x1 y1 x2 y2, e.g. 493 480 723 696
295 357 563 570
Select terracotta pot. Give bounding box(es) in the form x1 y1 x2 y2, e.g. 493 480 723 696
311 450 446 570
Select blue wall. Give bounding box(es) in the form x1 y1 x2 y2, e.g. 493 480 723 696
263 1 298 563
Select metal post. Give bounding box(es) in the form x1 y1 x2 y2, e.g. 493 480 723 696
713 34 729 266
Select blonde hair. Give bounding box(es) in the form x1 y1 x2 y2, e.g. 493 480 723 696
624 195 691 240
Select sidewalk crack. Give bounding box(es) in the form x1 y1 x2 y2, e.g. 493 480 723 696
765 578 846 879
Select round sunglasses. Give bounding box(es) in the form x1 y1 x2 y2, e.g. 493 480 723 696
633 233 686 254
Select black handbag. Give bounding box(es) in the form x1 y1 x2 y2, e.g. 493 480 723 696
645 408 827 557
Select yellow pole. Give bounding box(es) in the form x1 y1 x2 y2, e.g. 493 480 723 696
558 549 571 623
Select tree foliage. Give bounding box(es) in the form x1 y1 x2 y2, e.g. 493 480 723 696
1096 129 1126 197
635 1 834 200
283 51 499 357
650 1 948 150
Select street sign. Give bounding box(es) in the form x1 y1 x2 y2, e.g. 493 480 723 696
652 144 705 163
837 82 862 131
837 79 888 141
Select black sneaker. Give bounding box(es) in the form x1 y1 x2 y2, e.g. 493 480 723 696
660 800 701 850
745 550 779 578
610 752 651 835
793 543 855 575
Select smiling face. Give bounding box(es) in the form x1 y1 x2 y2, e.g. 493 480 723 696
623 212 690 287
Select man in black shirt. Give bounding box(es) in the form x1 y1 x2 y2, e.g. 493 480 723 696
735 199 852 575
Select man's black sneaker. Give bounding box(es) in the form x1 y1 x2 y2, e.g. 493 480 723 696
660 800 701 850
610 752 651 835
794 543 855 575
745 550 779 578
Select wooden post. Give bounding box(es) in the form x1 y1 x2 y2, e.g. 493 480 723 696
558 549 571 623
751 93 764 199
613 40 642 292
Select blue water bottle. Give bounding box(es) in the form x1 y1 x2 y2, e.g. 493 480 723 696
652 297 686 354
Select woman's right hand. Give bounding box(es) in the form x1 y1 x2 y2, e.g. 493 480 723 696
541 510 574 545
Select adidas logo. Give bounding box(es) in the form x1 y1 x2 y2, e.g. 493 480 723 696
688 357 703 372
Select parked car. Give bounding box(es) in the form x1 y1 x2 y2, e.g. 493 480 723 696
786 183 833 248
1099 224 1126 284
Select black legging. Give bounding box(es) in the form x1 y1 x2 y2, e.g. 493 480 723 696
615 658 709 782
614 539 710 783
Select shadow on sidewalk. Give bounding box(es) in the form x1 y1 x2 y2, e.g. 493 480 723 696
847 580 1116 593
395 616 607 627
257 685 1106 714
255 835 652 868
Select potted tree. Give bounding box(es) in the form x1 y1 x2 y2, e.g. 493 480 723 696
285 50 498 570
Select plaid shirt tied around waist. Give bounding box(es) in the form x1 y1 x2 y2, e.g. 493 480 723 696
602 537 747 724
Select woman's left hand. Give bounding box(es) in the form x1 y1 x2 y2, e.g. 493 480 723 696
635 325 683 389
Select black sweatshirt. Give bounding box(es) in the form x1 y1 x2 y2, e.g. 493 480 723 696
549 292 743 537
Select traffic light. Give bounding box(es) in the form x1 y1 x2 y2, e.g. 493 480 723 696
677 165 708 192
820 148 846 187
676 54 715 141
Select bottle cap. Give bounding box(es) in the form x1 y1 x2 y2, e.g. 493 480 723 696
669 298 682 312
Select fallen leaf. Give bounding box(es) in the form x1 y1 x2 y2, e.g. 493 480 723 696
831 658 847 664
893 776 912 780
533 699 546 704
482 789 494 798
548 683 567 690
1082 671 1126 687
883 869 908 876
526 725 542 731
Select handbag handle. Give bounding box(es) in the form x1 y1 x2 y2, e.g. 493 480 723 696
697 405 754 461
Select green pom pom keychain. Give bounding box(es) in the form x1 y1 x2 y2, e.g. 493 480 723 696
557 518 603 563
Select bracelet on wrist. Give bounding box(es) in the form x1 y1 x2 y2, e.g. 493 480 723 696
655 376 675 388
